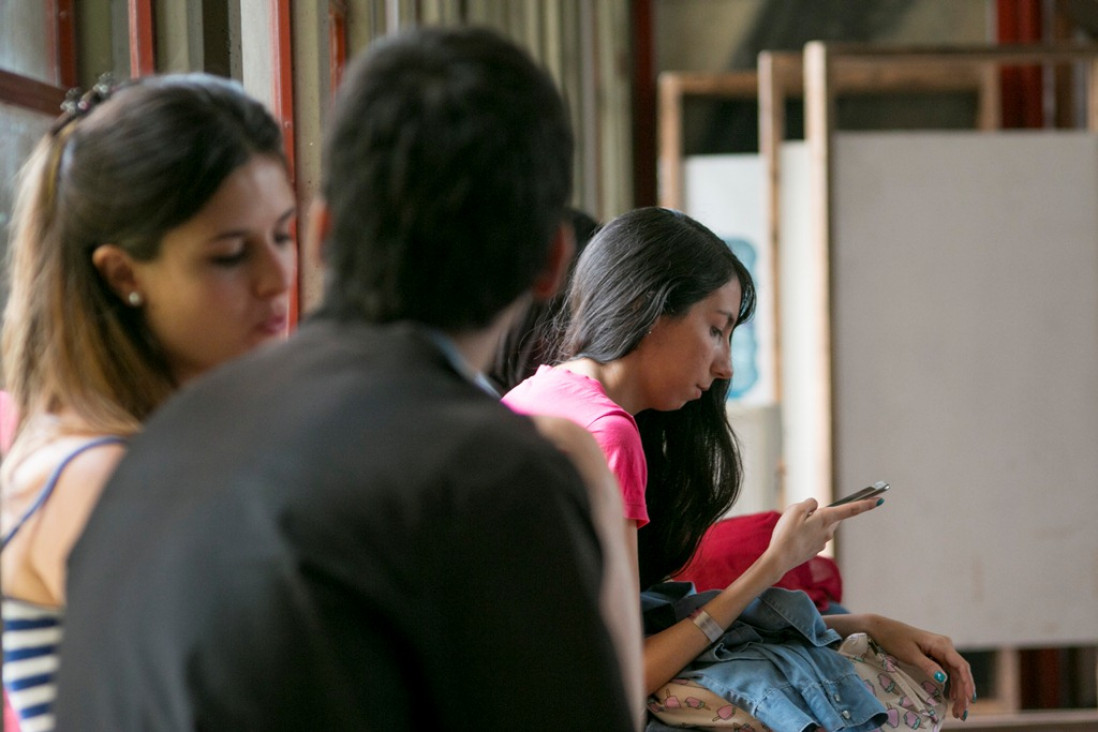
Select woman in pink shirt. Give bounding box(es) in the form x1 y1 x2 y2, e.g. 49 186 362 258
504 207 975 727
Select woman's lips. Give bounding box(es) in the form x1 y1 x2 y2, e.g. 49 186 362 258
258 312 288 335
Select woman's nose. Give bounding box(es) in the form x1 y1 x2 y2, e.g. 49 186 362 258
712 340 733 380
256 239 295 298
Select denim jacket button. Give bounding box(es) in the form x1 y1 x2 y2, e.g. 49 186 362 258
833 693 841 702
841 710 852 719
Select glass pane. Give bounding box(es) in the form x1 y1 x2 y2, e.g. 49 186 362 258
0 102 53 310
0 1 55 84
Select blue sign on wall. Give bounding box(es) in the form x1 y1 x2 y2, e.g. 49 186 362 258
725 237 758 401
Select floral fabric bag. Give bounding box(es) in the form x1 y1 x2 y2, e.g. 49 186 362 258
647 632 947 731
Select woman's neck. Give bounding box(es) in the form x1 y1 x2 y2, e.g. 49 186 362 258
558 357 647 415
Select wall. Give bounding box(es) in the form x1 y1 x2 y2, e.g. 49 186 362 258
655 0 990 154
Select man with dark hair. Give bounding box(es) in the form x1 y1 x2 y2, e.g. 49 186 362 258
56 27 635 730
319 27 574 330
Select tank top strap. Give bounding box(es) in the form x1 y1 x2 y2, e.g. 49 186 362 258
1 435 127 551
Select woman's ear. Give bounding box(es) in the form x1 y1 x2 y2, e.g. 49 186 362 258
91 245 141 305
530 221 575 301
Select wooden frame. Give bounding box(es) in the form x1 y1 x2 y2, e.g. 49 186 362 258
799 43 1098 725
797 41 1098 503
657 71 759 211
657 49 1098 719
657 58 998 421
772 49 1002 513
0 69 67 115
658 58 1000 210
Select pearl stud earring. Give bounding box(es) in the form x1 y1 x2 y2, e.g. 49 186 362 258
127 292 143 307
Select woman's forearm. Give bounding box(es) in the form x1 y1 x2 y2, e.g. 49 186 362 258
642 553 786 694
821 612 882 639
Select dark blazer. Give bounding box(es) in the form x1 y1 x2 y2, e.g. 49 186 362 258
57 318 633 731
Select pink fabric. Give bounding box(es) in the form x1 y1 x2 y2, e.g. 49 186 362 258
1 390 16 453
503 366 649 526
673 511 843 612
4 690 19 732
3 395 23 730
2 393 23 730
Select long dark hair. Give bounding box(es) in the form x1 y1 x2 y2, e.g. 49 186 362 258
559 207 757 589
489 207 599 393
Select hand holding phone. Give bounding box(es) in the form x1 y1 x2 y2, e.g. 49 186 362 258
828 480 890 507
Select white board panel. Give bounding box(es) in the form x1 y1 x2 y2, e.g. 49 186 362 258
830 131 1098 648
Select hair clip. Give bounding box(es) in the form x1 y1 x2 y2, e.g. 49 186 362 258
52 73 116 136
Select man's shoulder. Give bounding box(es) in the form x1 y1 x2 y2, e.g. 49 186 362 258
116 319 579 501
143 320 446 428
425 395 586 495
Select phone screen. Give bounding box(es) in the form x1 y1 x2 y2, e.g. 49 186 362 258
828 480 890 507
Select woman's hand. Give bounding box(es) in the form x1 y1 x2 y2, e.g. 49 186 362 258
834 614 976 721
762 498 879 579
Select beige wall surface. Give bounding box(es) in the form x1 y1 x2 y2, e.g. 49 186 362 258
830 130 1098 648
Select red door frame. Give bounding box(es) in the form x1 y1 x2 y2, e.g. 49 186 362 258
997 0 1044 128
268 0 300 325
47 0 78 87
128 0 156 77
0 1 76 114
630 0 657 208
329 1 348 99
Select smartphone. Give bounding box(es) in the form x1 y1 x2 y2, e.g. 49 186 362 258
828 480 890 507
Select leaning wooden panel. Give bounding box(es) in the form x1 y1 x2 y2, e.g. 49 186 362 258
791 43 1098 509
799 42 1098 653
660 58 1000 505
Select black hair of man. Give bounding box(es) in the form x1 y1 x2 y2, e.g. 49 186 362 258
319 26 574 330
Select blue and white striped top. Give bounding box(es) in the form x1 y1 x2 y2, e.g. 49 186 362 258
2 435 126 732
3 598 62 732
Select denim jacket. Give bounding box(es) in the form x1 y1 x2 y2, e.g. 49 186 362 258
642 584 887 732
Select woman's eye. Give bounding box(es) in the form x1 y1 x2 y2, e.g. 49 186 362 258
211 249 246 266
274 231 294 247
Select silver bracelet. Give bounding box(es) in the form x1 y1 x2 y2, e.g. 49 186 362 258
690 608 724 644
